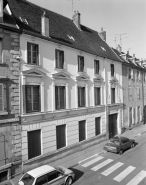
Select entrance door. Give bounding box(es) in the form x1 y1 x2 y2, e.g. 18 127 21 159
109 114 117 139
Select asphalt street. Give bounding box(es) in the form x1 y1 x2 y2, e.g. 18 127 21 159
71 133 146 185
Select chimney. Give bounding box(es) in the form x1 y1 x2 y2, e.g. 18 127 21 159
72 11 81 30
41 11 49 37
0 0 3 23
99 27 106 42
127 50 129 55
116 44 122 53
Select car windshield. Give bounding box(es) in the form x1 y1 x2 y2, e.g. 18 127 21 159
109 139 120 146
20 173 35 185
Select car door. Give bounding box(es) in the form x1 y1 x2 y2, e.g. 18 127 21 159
35 174 48 185
48 170 65 185
121 139 127 150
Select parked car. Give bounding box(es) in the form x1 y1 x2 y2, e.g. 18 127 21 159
103 136 135 155
18 165 75 185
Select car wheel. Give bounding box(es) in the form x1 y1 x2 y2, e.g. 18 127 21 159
119 150 123 155
66 177 73 185
131 143 135 148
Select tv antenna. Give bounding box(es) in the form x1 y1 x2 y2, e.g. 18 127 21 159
113 36 118 48
68 0 80 15
115 33 127 48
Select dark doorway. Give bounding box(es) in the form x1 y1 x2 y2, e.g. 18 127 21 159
109 114 117 139
129 108 132 127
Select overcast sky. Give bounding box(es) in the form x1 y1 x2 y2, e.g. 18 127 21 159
28 0 146 59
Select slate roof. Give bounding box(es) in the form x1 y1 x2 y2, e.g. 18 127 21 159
112 48 145 70
5 0 122 62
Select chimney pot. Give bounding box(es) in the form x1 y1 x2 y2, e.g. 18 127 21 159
41 11 49 37
99 27 106 42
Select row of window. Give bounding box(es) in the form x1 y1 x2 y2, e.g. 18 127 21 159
27 42 116 76
129 86 141 99
27 117 101 159
24 85 116 113
128 68 144 81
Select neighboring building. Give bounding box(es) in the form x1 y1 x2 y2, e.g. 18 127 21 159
113 46 146 129
7 0 123 173
0 0 21 182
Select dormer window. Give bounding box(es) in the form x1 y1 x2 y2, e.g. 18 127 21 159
94 60 99 74
111 64 114 77
27 43 39 65
55 49 64 69
78 56 84 72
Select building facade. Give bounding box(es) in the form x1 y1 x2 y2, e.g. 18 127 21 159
113 47 146 129
0 0 21 182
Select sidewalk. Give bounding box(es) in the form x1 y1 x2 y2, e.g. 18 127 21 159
5 124 146 185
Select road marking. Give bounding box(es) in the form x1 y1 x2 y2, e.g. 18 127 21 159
126 170 146 185
101 162 124 176
82 156 104 167
91 159 113 171
113 166 135 182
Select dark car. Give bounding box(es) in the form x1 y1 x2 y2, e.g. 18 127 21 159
103 136 135 155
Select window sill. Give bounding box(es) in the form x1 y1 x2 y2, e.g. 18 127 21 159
24 64 42 68
54 68 67 71
0 111 8 115
22 111 46 117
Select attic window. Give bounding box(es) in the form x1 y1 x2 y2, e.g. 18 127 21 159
19 17 28 25
67 35 75 41
101 46 106 51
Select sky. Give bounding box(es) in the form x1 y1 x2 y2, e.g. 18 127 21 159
28 0 146 59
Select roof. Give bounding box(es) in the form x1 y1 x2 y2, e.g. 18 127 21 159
112 48 145 70
27 165 55 178
5 0 122 63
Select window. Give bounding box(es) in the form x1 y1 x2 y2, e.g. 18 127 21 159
95 117 101 136
28 130 41 159
27 43 39 65
137 87 140 99
137 106 140 123
129 87 132 98
94 60 99 74
137 71 140 80
79 120 86 142
94 87 100 105
78 56 84 72
55 86 66 110
21 173 35 185
35 174 48 185
78 87 85 107
0 171 8 182
111 88 115 104
128 68 131 79
56 125 66 150
48 170 62 182
26 85 40 113
55 49 64 69
0 39 2 63
0 84 3 111
111 64 114 77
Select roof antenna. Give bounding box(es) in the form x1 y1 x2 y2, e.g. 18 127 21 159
68 0 80 15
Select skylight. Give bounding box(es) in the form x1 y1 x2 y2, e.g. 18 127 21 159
67 35 75 41
101 46 106 51
19 17 28 25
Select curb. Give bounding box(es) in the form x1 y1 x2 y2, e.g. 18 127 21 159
134 130 146 138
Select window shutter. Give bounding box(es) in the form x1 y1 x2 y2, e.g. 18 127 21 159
78 56 80 71
56 125 66 149
78 87 80 107
79 120 86 142
95 117 101 135
3 83 7 111
0 39 2 63
23 85 26 114
0 84 3 111
55 86 58 109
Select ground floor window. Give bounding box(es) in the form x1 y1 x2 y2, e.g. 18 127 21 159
95 117 101 135
79 120 86 142
0 171 8 182
56 125 66 149
27 130 41 159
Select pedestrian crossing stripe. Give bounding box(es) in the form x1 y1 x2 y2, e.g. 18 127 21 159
101 162 124 176
91 159 113 171
82 156 104 167
113 166 136 182
126 170 146 185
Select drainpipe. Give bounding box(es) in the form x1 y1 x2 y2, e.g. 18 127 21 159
104 58 109 140
141 70 144 124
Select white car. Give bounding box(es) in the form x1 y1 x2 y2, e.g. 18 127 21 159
18 165 75 185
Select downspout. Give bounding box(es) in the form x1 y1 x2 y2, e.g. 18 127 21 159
141 70 144 124
104 58 109 140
